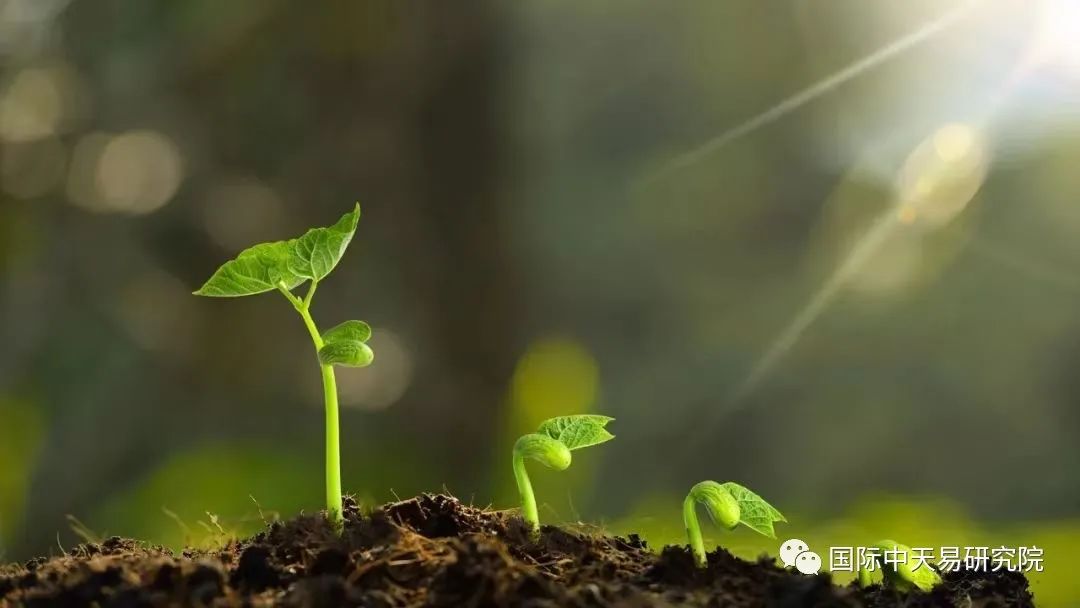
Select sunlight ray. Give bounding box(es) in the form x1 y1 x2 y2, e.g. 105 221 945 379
729 213 897 415
636 1 979 190
968 237 1080 295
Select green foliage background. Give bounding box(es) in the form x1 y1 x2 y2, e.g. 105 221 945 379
1 0 1079 605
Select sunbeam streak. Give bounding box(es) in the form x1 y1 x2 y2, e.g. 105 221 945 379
678 211 903 456
727 216 899 409
968 237 1080 295
726 213 898 418
685 118 993 450
636 0 979 190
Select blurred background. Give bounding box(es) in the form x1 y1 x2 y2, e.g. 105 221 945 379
2 0 1079 604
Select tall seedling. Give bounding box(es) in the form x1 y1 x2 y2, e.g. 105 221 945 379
195 204 373 530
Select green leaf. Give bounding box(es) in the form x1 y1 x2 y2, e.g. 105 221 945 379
322 320 372 344
537 415 615 451
288 204 361 281
318 340 374 367
689 481 740 529
194 241 303 297
873 540 943 592
720 482 786 538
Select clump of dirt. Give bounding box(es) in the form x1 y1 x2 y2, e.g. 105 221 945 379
0 494 1036 607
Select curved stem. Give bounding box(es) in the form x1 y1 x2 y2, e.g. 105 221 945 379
513 451 539 537
684 493 707 567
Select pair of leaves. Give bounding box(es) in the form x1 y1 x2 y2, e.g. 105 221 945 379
195 205 360 297
318 320 374 368
691 480 787 538
537 415 615 451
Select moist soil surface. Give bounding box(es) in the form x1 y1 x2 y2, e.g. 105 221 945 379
1 494 1035 607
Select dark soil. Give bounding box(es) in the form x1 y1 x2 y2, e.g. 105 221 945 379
0 494 1035 607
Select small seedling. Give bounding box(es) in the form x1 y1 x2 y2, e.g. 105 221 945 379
857 539 942 592
194 204 372 530
683 480 786 567
513 415 615 537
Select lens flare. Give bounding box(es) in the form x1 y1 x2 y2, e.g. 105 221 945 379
896 123 988 229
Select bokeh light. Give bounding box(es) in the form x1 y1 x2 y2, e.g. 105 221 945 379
333 329 414 411
0 67 64 142
95 130 184 215
65 129 183 214
510 337 599 429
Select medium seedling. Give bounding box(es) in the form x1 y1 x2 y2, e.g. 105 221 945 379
857 539 943 592
194 204 373 530
683 480 786 567
513 415 615 537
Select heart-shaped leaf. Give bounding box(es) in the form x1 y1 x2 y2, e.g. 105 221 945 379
194 241 302 297
720 481 786 538
537 415 615 451
288 204 361 281
318 340 374 368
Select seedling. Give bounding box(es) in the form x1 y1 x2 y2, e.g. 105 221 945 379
683 480 786 567
513 415 615 537
194 204 372 530
857 539 942 592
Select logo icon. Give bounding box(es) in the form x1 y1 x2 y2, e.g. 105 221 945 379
779 538 809 568
796 550 822 574
780 538 822 574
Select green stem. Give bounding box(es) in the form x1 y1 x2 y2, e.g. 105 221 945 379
280 282 343 531
512 450 539 537
317 360 342 530
683 493 707 567
303 280 318 309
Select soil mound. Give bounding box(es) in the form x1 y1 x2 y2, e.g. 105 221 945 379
0 494 1035 607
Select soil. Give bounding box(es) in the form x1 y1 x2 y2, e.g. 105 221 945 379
0 494 1035 607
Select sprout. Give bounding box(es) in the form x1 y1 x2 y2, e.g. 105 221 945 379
195 204 372 530
683 481 786 567
857 539 943 592
513 415 614 537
